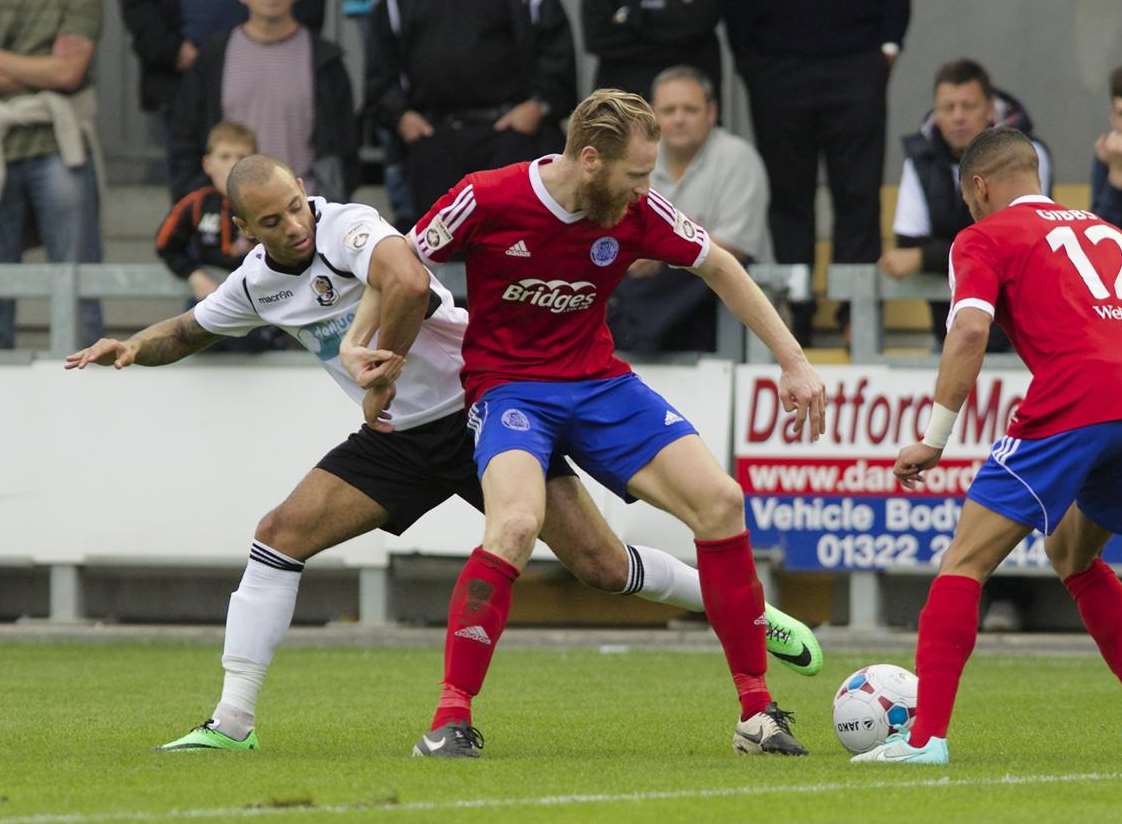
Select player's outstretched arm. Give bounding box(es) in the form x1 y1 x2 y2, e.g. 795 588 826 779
895 307 991 488
63 310 220 370
692 245 827 439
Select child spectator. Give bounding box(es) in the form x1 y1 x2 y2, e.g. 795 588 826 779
155 121 282 352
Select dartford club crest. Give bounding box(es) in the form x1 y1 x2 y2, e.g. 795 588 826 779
311 275 338 306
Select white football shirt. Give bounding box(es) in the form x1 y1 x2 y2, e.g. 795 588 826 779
194 197 468 430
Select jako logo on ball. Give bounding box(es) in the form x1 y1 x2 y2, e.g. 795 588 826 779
501 279 597 313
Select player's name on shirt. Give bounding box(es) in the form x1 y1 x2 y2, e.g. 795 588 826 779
948 195 1122 439
193 197 468 430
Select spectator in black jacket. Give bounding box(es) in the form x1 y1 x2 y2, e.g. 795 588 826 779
881 59 1051 351
367 0 576 220
1092 66 1122 229
723 0 910 347
582 0 722 103
168 0 357 203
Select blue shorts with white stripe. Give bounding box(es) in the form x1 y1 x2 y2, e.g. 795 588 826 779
966 420 1122 535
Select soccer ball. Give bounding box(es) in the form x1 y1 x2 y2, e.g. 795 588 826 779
832 664 918 754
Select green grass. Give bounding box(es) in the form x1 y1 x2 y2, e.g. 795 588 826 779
1 642 1120 823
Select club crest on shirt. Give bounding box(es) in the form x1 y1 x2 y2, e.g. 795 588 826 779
311 275 338 306
501 408 531 431
344 221 373 251
423 216 454 252
590 236 619 267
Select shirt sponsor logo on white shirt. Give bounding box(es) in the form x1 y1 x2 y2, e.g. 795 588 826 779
295 312 354 360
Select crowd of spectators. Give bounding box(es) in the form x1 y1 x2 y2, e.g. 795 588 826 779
3 1 1121 356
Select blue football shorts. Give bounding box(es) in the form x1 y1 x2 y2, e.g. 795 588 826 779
967 419 1122 535
467 373 698 501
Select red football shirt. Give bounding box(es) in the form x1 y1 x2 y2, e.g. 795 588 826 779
949 195 1122 438
410 155 711 405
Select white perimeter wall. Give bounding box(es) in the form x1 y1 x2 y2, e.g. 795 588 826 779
0 359 734 567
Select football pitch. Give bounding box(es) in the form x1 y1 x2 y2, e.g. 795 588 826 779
2 641 1120 823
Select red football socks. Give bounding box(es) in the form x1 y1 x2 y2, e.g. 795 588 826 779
1064 558 1122 682
431 547 520 730
695 531 771 720
909 575 981 747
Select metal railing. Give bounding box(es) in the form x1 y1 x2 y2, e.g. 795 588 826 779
827 263 1025 369
1 261 1030 367
1 261 796 363
0 264 192 358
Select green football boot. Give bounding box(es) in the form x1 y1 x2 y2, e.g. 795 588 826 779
764 602 824 676
157 719 259 752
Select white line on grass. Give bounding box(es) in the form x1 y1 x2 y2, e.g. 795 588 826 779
3 771 1121 823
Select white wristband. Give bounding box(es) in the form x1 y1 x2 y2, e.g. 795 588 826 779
922 402 958 449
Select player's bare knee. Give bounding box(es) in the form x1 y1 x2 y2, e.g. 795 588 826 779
571 549 628 592
491 510 544 554
938 542 996 581
692 477 747 538
1047 541 1095 580
254 508 283 546
254 505 312 559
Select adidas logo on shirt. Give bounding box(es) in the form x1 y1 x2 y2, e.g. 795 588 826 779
505 240 531 257
664 410 684 426
454 624 492 645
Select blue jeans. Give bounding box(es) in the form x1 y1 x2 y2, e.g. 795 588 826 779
0 151 103 349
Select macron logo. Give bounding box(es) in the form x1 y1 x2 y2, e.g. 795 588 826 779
454 625 492 645
664 410 684 426
505 240 531 257
258 288 294 304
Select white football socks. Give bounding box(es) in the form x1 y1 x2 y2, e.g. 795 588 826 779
624 544 704 611
213 540 304 739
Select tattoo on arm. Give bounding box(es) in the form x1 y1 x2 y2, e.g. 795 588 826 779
132 312 220 366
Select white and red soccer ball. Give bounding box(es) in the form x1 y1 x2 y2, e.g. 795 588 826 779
832 664 919 754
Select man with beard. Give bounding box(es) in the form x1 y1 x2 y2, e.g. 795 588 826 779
405 89 827 759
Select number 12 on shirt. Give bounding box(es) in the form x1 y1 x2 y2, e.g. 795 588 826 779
1046 224 1122 300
